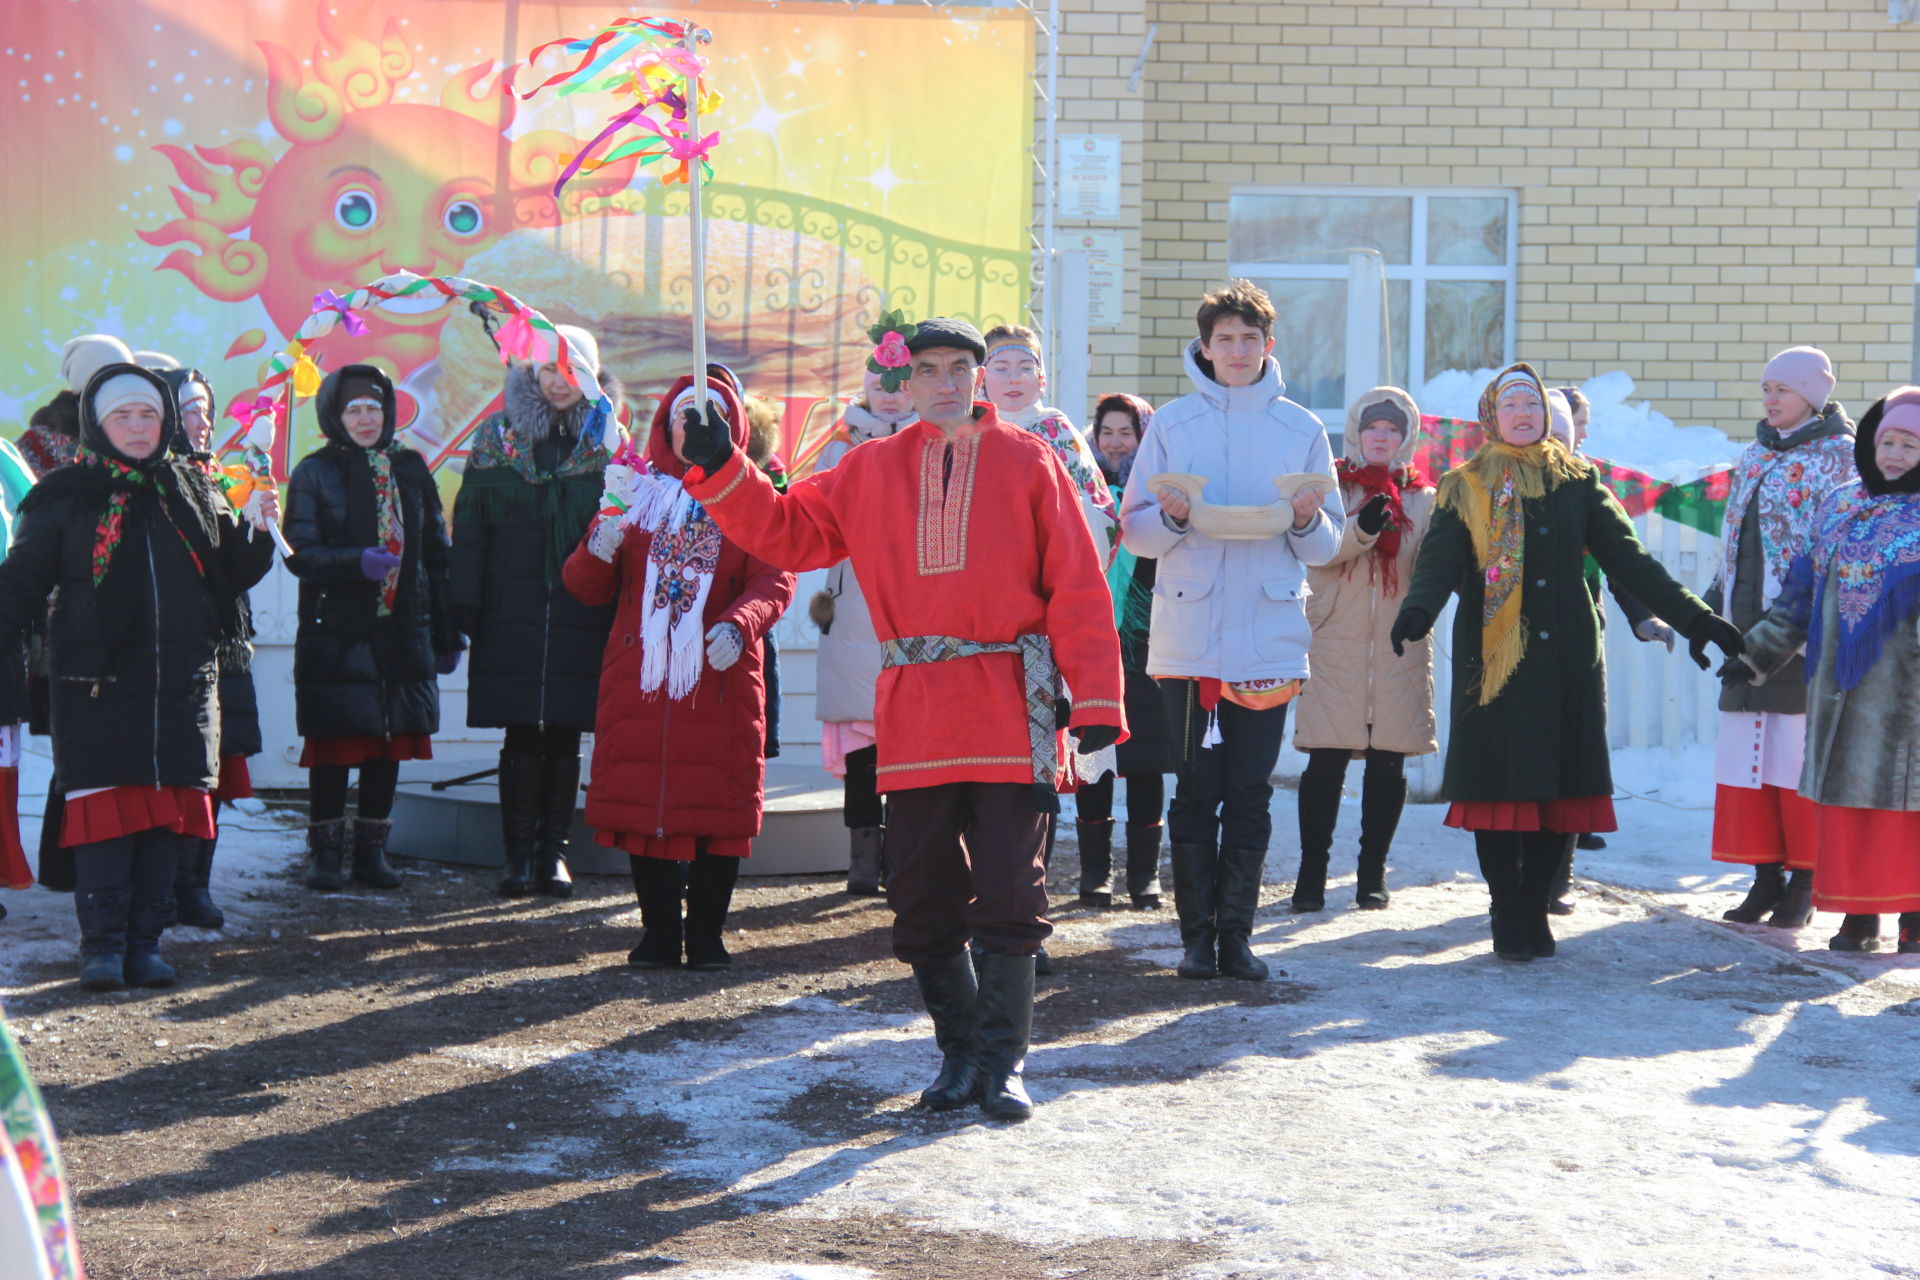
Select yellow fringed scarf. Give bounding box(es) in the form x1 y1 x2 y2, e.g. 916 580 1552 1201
1438 402 1590 706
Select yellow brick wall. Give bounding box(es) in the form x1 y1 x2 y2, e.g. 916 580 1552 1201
1043 0 1920 438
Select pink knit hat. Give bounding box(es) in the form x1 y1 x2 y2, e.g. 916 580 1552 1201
1761 346 1835 412
1876 385 1920 445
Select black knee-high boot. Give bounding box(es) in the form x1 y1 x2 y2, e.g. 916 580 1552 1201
173 834 225 929
684 851 742 970
1170 841 1219 978
535 752 581 898
495 752 544 897
1292 751 1343 913
628 856 685 968
1474 831 1531 962
1076 819 1114 906
1519 832 1571 958
1355 754 1405 910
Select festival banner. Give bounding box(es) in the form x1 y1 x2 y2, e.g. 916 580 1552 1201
2 0 1034 483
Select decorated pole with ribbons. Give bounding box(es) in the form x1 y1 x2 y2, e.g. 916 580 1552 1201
518 15 722 417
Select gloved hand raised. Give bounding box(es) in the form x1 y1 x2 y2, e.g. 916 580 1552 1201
1071 724 1121 754
1355 492 1394 536
1685 612 1744 671
678 400 734 472
705 622 744 672
360 547 402 581
1389 606 1431 657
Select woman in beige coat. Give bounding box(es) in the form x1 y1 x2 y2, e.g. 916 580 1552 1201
1290 387 1437 911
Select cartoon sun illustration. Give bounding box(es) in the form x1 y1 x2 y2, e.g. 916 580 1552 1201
138 1 637 382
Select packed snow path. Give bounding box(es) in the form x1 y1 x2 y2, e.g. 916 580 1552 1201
4 746 1917 1279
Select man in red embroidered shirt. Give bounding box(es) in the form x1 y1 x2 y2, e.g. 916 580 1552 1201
677 317 1125 1122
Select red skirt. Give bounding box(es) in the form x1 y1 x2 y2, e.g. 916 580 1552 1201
1445 795 1616 834
0 766 30 890
596 831 751 863
299 734 433 768
1710 783 1819 870
212 754 254 803
61 786 216 848
1809 804 1920 912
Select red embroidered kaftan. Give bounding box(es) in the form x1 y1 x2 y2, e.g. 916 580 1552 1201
686 404 1126 794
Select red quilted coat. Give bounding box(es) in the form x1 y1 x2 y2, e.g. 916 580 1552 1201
562 376 796 855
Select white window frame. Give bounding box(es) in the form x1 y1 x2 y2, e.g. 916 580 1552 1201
1912 220 1920 382
1227 185 1519 416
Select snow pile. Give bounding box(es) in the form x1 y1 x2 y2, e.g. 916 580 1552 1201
1417 368 1744 483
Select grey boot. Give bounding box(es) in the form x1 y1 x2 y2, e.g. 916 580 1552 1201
1170 841 1219 979
350 818 402 889
494 752 544 896
1215 845 1270 981
911 950 981 1110
304 818 349 891
846 826 886 896
972 951 1036 1122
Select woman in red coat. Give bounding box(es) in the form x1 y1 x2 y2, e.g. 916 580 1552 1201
563 375 795 970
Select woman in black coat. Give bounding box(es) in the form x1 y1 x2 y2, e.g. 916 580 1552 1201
449 332 616 898
156 365 265 931
285 365 460 893
0 362 275 988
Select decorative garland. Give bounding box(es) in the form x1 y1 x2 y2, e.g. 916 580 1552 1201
226 272 618 461
519 16 723 195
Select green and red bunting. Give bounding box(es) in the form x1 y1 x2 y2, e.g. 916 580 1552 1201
1415 414 1731 530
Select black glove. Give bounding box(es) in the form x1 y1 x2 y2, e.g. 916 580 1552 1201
678 401 734 472
1715 654 1753 682
1389 607 1431 657
1071 724 1121 754
1355 492 1393 536
1686 612 1744 672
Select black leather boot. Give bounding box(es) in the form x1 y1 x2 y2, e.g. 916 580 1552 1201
1828 914 1881 952
1355 760 1405 911
1766 868 1815 928
1722 863 1786 923
846 826 886 896
535 753 581 898
1898 913 1920 955
1124 821 1163 909
1291 762 1338 913
1216 845 1270 981
627 856 684 968
1076 818 1114 907
494 752 544 897
173 834 225 930
350 818 402 889
303 818 349 891
1170 841 1219 978
1546 848 1575 916
684 851 741 970
972 951 1036 1122
911 950 981 1110
1475 833 1532 962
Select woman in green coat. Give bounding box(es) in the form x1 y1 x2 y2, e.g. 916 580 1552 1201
1391 364 1743 961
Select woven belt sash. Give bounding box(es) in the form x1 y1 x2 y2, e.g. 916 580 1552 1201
881 632 1062 811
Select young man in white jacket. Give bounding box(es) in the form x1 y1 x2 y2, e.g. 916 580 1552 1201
1118 280 1344 982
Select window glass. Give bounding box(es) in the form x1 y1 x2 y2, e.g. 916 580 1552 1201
1426 281 1507 376
1229 193 1413 265
1427 196 1509 266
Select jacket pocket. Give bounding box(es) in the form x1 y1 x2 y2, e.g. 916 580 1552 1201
1153 574 1214 661
1253 578 1312 662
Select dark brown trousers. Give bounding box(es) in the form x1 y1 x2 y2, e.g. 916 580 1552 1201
883 781 1051 964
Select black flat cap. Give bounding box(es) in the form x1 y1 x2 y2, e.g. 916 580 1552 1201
905 317 987 363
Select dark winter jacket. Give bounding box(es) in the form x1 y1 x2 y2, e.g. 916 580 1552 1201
450 364 617 731
219 600 262 759
561 376 795 842
1400 468 1710 803
0 365 275 790
284 365 458 741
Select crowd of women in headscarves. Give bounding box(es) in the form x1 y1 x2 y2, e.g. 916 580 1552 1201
4 298 1918 993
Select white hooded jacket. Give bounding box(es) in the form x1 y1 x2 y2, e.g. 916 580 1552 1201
1119 341 1344 682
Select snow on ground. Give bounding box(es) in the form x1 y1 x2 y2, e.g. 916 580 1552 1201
9 742 1920 1278
1418 368 1745 481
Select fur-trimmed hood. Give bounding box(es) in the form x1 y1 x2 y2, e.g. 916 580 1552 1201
502 362 624 449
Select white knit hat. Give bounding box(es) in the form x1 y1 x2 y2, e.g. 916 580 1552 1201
135 350 182 371
60 334 134 394
554 324 601 385
93 373 165 422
